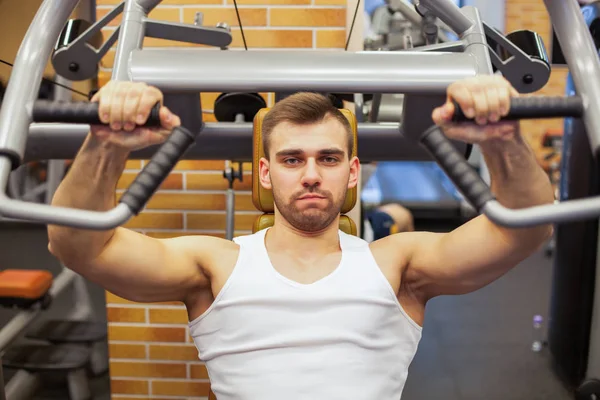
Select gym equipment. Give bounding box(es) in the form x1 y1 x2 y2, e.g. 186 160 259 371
0 268 96 400
0 1 596 227
551 2 600 66
366 0 453 51
5 78 73 209
214 92 266 240
548 20 600 396
0 99 198 230
540 129 562 258
0 1 599 230
214 93 265 124
547 7 600 394
0 0 560 231
362 16 551 226
51 8 233 82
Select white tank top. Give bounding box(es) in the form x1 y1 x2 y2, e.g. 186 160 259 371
189 228 422 400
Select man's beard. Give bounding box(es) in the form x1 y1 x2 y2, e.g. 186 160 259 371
272 184 346 232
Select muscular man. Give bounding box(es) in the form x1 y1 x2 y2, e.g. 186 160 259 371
48 75 554 400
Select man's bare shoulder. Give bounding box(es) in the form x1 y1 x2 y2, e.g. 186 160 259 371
368 231 427 271
160 233 240 268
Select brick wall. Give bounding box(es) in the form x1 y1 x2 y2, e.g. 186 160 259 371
96 0 348 398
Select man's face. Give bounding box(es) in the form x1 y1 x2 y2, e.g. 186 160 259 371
259 117 359 233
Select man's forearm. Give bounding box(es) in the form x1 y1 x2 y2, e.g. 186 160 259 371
479 132 555 243
48 134 130 264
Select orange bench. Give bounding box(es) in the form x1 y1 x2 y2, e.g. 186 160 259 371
0 269 53 309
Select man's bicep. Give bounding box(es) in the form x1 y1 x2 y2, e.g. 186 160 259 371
404 215 533 300
84 228 209 303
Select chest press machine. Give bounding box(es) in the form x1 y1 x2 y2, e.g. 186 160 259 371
0 0 600 398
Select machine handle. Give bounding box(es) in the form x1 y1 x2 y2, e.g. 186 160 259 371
0 101 197 230
420 125 494 212
420 95 600 228
31 100 162 127
31 99 198 216
119 126 197 214
451 96 584 122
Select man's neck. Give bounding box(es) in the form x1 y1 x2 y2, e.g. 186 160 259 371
266 220 341 258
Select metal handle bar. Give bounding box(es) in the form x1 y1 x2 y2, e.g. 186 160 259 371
420 95 590 228
0 101 198 230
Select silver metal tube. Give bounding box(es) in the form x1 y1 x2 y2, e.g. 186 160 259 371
129 49 477 94
7 167 26 200
377 94 404 122
5 370 39 400
370 94 382 122
413 39 465 53
0 0 79 166
79 0 96 23
418 0 473 36
544 0 600 160
136 0 162 13
0 268 77 352
460 6 493 75
70 274 94 320
0 158 133 229
354 94 365 123
226 189 234 241
112 0 147 80
388 0 422 26
26 122 471 163
482 198 600 228
388 0 448 42
44 75 71 204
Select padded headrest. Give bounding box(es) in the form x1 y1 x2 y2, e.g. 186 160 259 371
252 107 358 214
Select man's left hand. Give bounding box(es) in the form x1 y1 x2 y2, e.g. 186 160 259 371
431 75 521 144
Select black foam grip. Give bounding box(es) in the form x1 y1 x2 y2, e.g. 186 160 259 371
119 126 197 214
420 126 495 212
32 100 162 127
451 96 584 122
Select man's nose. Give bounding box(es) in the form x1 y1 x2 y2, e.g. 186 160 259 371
301 159 321 187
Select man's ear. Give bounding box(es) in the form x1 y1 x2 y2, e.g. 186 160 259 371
347 156 360 190
259 157 272 190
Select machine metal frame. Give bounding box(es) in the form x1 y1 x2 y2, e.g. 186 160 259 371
1 0 600 394
0 0 555 230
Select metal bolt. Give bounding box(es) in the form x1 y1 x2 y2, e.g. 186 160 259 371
194 12 204 26
216 22 231 32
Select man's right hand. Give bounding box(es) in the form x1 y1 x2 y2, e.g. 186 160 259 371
90 81 181 151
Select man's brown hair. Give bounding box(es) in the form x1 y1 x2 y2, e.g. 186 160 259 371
261 92 353 160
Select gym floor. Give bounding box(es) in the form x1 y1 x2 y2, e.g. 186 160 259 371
1 221 575 400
